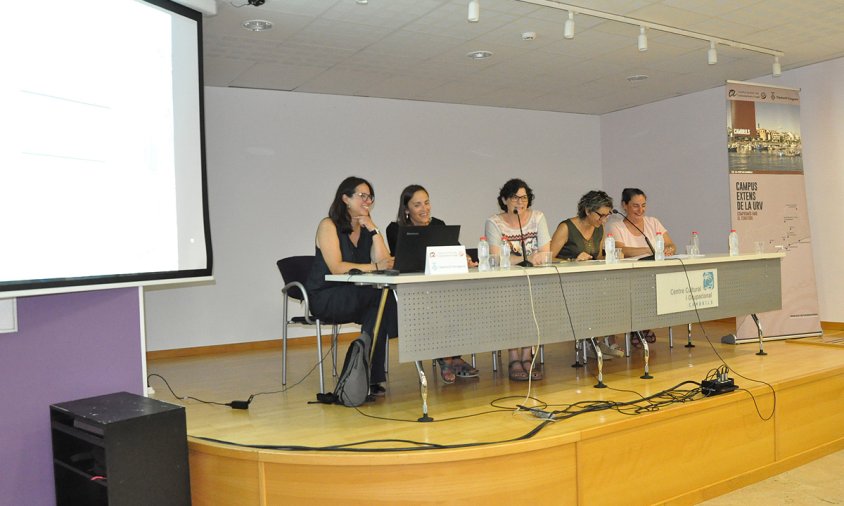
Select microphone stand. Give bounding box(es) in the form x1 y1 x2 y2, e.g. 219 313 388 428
613 209 655 260
513 209 533 267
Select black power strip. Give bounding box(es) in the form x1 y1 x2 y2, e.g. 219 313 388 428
701 378 738 396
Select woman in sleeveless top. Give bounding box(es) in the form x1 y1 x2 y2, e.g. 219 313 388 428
550 190 614 261
550 190 625 358
305 176 397 395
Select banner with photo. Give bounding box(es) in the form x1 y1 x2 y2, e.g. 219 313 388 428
726 81 822 342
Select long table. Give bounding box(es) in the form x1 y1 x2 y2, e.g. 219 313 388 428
326 253 783 363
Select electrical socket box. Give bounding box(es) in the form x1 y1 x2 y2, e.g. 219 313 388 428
701 378 738 396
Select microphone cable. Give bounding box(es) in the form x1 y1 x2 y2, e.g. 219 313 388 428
670 256 776 421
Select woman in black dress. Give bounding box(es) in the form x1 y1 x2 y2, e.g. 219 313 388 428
305 176 397 395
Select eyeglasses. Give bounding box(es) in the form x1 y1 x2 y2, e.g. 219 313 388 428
593 210 611 220
509 195 529 202
353 192 374 202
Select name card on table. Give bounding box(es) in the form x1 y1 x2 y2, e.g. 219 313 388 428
656 268 719 315
425 246 469 275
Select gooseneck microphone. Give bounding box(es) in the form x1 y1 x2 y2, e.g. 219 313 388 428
612 209 655 259
513 209 533 267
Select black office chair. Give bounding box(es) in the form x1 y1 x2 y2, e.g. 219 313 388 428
276 256 342 394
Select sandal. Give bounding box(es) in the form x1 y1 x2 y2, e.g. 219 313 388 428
508 360 529 381
523 360 543 381
451 357 480 378
631 333 643 348
643 330 657 343
437 359 456 384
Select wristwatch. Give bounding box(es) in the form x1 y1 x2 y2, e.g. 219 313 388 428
369 227 380 236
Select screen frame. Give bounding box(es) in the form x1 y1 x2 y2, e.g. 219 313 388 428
0 0 213 298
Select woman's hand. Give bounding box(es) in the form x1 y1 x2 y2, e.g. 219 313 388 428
355 215 376 232
373 256 395 270
576 251 593 261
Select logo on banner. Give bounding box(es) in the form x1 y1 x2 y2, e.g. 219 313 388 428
703 271 714 290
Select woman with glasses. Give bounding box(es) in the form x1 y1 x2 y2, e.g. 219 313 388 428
550 190 625 358
484 178 551 381
306 176 397 396
550 190 615 262
606 188 676 346
386 184 480 384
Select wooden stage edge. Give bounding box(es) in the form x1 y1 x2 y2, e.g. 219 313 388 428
172 335 844 506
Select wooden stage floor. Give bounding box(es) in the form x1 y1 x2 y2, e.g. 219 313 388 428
148 322 844 505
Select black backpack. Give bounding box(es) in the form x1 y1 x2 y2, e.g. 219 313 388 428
316 331 373 407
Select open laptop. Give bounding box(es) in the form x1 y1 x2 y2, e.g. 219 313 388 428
392 225 462 273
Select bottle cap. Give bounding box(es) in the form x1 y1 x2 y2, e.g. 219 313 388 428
692 231 698 234
730 229 736 233
480 236 487 240
607 233 613 237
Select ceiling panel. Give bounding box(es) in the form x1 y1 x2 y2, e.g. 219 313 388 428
200 0 844 114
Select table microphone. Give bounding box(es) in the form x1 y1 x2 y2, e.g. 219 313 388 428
612 209 655 260
513 209 533 267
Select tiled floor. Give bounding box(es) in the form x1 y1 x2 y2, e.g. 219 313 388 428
700 448 844 505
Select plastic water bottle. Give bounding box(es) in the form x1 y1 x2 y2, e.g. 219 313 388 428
691 231 700 256
728 229 739 256
500 236 511 270
654 232 665 261
604 233 616 264
478 236 490 271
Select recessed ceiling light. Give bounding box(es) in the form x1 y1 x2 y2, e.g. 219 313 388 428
242 19 272 31
356 0 368 4
467 50 493 60
522 32 536 41
626 74 649 82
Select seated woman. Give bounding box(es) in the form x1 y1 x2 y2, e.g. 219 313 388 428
606 187 677 346
550 190 615 262
305 176 397 396
386 184 479 384
550 190 624 358
484 178 551 382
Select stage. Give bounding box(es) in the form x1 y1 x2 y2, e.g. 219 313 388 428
147 322 844 505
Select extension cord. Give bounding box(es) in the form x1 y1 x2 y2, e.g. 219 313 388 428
701 378 738 396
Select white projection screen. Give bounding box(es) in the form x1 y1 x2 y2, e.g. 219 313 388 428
0 0 212 297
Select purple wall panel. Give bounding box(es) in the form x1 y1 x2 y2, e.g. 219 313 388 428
0 288 142 506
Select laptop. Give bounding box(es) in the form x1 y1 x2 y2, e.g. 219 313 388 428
392 225 462 273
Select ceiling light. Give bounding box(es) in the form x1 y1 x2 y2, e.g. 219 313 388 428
242 19 272 31
468 0 479 23
521 31 536 41
355 0 368 4
637 26 647 52
564 11 574 39
516 1 783 67
773 56 782 77
708 41 717 65
467 50 493 60
627 74 648 82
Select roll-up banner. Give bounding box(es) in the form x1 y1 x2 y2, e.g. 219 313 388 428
725 81 822 343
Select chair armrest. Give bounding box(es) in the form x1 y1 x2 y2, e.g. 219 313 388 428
281 281 316 325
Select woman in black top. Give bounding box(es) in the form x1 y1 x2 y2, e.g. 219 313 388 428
385 184 479 384
305 176 397 395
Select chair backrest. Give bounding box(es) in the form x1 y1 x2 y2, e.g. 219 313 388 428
276 256 314 302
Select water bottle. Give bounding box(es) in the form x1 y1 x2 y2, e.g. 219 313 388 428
728 229 739 256
654 232 665 261
604 233 616 264
500 236 511 270
478 236 490 271
691 231 700 256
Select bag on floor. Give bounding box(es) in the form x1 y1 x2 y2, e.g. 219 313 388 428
316 331 372 407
